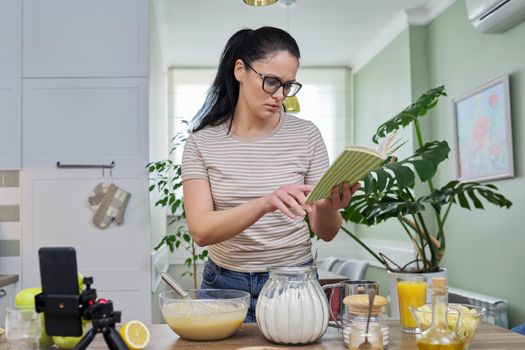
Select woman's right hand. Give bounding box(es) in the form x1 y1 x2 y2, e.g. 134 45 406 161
262 184 314 219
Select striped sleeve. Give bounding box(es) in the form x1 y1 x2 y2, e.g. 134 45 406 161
304 121 329 185
181 133 209 182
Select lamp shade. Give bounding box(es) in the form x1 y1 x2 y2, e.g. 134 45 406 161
243 0 278 6
283 96 300 113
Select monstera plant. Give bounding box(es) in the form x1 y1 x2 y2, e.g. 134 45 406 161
340 86 512 273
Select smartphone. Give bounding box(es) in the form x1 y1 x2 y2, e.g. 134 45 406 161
38 247 83 336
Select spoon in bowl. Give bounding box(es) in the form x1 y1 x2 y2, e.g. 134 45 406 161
358 289 376 350
160 272 214 313
160 272 192 300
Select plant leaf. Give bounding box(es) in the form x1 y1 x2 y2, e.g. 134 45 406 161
467 189 484 209
372 86 447 144
419 181 512 211
364 140 450 198
386 163 414 188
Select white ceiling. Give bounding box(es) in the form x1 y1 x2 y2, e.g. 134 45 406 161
154 0 456 69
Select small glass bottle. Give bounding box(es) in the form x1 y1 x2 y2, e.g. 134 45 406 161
416 277 464 350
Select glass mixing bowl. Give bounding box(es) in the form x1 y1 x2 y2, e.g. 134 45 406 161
159 289 250 341
410 303 486 349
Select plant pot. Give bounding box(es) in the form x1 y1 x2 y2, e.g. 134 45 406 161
387 268 447 319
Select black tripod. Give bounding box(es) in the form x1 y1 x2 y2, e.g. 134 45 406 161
35 248 128 350
75 299 128 350
36 275 128 350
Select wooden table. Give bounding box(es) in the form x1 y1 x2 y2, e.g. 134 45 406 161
3 321 522 350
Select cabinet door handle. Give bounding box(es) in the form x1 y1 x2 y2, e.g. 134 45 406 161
0 289 6 297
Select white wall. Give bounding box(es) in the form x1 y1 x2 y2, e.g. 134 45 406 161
149 0 169 324
149 0 169 250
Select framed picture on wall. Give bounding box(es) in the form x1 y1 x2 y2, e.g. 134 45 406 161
452 75 514 182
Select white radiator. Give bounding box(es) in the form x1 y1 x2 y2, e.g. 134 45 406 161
449 286 509 329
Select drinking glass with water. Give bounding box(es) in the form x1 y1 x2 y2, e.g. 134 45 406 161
5 307 40 350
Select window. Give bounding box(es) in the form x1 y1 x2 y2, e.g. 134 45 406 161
294 68 352 162
169 68 215 163
168 67 352 162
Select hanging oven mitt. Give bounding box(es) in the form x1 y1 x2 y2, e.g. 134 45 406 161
89 183 131 229
114 188 131 225
88 182 107 209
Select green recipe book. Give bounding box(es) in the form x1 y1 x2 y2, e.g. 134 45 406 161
305 145 386 204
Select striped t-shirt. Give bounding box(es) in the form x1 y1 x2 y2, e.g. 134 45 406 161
182 113 329 272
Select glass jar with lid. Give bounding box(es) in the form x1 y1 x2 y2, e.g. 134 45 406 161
348 315 383 350
343 293 389 348
255 266 329 344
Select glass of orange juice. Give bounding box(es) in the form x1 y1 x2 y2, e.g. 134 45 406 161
396 274 427 333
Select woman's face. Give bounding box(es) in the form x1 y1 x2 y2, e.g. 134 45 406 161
235 50 299 121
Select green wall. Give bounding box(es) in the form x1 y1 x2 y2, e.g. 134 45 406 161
427 0 525 328
353 29 411 242
355 0 525 327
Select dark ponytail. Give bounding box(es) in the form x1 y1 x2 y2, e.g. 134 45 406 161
191 26 300 132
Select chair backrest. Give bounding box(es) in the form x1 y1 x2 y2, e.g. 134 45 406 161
336 259 369 281
318 256 339 271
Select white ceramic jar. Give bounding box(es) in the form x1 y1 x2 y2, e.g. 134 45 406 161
255 266 329 344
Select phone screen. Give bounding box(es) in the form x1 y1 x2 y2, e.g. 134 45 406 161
39 247 83 336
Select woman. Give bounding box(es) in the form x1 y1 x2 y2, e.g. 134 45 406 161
182 26 358 322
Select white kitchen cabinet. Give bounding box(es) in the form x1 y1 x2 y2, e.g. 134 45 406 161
21 77 151 322
0 0 21 78
0 79 21 169
21 168 152 323
19 0 152 323
0 0 22 170
23 78 149 168
23 0 148 78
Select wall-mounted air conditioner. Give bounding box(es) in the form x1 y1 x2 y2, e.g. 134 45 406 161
466 0 525 33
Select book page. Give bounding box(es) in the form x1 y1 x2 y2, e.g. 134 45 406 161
345 145 385 158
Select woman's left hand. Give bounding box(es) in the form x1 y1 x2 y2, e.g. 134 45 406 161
307 182 360 212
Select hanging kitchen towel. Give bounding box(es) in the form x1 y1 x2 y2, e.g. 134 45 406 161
91 183 131 229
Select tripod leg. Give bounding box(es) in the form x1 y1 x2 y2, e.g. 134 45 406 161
74 328 97 350
103 327 129 350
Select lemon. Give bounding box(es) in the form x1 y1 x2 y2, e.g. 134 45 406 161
119 320 150 350
39 314 55 348
77 272 84 291
15 287 42 307
52 334 84 349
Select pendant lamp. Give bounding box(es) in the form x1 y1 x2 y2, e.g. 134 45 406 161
245 0 300 112
283 96 300 113
243 0 278 6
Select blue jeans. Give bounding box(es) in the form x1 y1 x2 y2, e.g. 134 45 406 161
201 258 314 323
512 322 525 336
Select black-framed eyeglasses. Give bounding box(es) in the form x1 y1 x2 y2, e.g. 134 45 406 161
245 63 302 97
